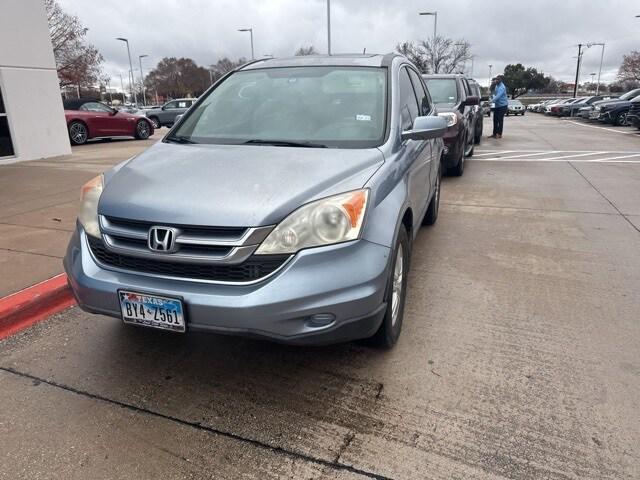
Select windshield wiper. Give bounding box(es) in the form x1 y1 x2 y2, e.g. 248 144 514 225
166 135 197 144
243 139 328 148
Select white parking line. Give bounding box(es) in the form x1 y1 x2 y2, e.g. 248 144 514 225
473 150 516 157
592 153 640 162
536 151 606 161
498 151 560 159
563 120 640 136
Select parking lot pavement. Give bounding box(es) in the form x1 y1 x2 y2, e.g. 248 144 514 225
1 116 640 479
0 132 163 296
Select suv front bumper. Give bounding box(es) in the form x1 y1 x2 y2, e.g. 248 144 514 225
64 226 390 345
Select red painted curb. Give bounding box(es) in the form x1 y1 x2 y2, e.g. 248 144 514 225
0 273 76 340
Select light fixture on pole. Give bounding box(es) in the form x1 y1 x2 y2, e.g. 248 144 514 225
586 42 605 95
116 37 138 105
419 11 438 72
138 54 148 106
237 28 254 60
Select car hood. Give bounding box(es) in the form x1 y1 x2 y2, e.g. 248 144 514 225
99 142 384 227
145 108 162 115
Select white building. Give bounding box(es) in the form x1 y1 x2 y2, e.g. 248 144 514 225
0 0 71 163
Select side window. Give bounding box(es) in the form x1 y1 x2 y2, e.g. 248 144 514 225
398 67 420 131
80 102 112 113
165 101 178 109
177 101 190 108
408 69 431 116
0 83 15 158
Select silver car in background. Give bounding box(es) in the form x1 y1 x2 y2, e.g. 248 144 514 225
64 54 447 348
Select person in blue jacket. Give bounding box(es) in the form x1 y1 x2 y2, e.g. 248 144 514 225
489 75 508 138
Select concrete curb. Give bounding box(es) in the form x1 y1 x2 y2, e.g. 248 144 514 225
0 274 76 340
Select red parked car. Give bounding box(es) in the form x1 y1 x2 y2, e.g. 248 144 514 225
63 99 154 145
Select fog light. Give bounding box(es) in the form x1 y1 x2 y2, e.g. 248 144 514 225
307 313 335 328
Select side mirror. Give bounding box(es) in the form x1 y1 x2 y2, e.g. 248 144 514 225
401 116 447 141
175 114 184 123
464 96 480 106
161 105 167 110
110 109 118 116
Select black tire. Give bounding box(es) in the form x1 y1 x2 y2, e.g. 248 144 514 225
448 135 465 177
474 119 482 145
135 119 152 140
614 112 628 127
423 162 441 226
68 121 88 145
148 116 160 129
370 226 410 349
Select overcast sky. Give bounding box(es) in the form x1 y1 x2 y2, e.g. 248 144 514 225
59 0 640 90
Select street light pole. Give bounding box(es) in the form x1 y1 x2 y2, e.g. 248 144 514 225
119 73 125 103
237 28 254 60
586 43 605 96
116 37 138 105
488 64 493 87
327 0 331 55
573 43 583 98
419 11 437 72
138 54 148 106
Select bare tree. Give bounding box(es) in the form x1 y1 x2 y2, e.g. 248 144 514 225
45 0 103 89
294 46 318 56
395 42 430 73
145 57 211 98
420 36 472 74
209 57 248 82
618 51 640 83
396 36 471 74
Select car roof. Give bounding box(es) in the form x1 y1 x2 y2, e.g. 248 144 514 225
63 98 102 110
239 54 396 71
422 73 466 79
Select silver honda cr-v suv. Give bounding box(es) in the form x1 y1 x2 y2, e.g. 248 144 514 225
64 54 447 348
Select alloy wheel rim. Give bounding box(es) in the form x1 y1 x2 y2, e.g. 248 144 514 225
138 121 150 137
70 124 87 143
391 244 404 326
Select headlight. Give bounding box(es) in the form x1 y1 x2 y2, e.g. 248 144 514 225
255 189 369 255
79 174 103 237
437 112 458 127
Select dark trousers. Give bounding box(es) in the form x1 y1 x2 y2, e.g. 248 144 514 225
493 106 507 135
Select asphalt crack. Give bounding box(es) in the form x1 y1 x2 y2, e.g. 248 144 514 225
567 161 640 234
0 366 393 480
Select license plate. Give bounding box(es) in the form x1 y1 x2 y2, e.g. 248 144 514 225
119 290 185 332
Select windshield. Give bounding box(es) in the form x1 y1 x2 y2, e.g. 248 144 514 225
508 100 522 105
424 78 459 105
619 89 640 100
170 66 387 148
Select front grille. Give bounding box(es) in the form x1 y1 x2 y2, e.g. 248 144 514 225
104 216 247 239
88 236 289 283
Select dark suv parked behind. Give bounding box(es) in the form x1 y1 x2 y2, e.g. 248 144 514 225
423 74 479 176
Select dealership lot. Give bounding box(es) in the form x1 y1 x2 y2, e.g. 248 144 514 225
1 115 639 479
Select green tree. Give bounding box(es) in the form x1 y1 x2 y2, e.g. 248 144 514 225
502 64 549 98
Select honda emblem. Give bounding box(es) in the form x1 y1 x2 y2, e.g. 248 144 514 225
148 226 179 253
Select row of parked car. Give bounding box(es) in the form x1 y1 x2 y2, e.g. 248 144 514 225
527 89 640 129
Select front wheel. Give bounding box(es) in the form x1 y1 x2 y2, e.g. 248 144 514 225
448 135 465 177
370 226 410 349
135 120 151 140
148 117 160 129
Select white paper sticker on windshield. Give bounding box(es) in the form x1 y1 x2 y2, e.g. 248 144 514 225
356 114 372 121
